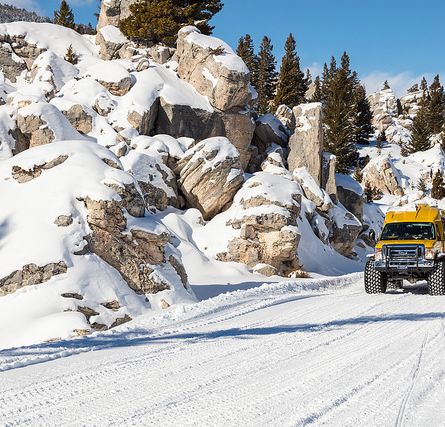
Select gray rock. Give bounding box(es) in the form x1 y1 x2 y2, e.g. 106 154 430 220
288 103 323 185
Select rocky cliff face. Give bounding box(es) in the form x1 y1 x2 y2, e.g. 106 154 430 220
0 19 373 347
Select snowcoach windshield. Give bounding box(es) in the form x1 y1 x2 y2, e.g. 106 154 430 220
380 222 435 241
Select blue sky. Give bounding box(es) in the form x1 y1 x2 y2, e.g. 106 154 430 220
13 0 445 95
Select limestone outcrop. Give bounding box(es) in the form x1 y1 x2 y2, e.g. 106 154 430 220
177 137 244 220
288 103 323 185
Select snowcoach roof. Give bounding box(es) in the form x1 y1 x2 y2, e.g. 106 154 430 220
385 205 445 224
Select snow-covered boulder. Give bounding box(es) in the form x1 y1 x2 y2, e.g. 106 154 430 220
96 25 129 60
330 203 362 258
253 113 289 153
275 104 294 129
83 61 133 96
400 89 423 118
0 140 194 346
177 137 244 220
149 44 175 64
367 87 397 132
121 149 180 211
362 156 403 196
288 102 323 185
336 173 365 222
321 152 337 202
293 167 333 212
0 41 27 82
176 26 251 112
30 51 78 99
16 102 86 150
217 170 302 275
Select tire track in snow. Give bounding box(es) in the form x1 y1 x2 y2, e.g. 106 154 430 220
395 332 428 427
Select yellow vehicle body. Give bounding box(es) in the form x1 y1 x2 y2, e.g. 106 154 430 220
365 204 445 295
375 205 445 252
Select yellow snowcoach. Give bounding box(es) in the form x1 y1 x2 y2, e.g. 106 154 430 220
365 204 445 295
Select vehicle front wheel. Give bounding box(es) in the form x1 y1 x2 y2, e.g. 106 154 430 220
364 257 387 294
427 261 445 296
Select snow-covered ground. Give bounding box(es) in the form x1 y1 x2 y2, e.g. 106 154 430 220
1 274 445 426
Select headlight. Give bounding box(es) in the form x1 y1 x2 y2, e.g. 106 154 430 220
425 249 437 260
375 248 383 261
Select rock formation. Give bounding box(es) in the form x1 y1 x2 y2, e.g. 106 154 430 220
177 137 244 220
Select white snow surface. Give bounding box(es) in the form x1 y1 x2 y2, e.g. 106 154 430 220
0 22 97 58
2 274 445 426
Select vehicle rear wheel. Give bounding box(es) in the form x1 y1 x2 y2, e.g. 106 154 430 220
427 261 445 296
364 257 387 294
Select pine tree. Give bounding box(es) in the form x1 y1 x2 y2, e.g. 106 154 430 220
305 68 312 87
408 83 419 93
120 0 222 46
427 74 445 134
256 36 277 114
323 52 358 173
311 75 322 102
383 80 390 90
416 177 427 194
431 170 445 200
320 63 329 102
352 84 373 144
273 33 307 109
64 44 78 64
179 0 223 35
236 34 258 87
54 0 75 29
406 85 432 154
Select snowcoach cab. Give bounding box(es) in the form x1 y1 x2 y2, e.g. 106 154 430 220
365 204 445 295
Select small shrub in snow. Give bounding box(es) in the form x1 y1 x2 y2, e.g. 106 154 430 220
64 44 78 65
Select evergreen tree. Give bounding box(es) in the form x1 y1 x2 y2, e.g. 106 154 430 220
178 0 223 35
352 84 373 144
320 62 330 102
120 0 222 46
408 83 419 93
406 85 432 153
431 170 445 200
311 75 322 102
383 80 390 90
427 74 445 134
305 68 312 86
256 36 277 114
416 177 427 194
54 0 75 29
273 33 307 109
236 34 258 87
64 44 78 64
323 52 358 173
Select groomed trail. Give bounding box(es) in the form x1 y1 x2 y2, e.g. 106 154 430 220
1 274 445 426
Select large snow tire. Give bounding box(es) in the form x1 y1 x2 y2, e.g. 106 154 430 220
364 257 387 294
427 261 445 296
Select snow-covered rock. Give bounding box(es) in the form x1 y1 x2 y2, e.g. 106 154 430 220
176 26 251 112
177 137 244 220
217 169 302 275
16 102 86 150
288 103 323 184
336 173 365 222
362 156 403 196
367 87 397 132
96 25 129 60
0 140 195 344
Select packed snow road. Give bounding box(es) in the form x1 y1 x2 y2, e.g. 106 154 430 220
1 274 445 426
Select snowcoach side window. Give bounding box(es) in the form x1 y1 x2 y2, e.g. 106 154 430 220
380 222 435 241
